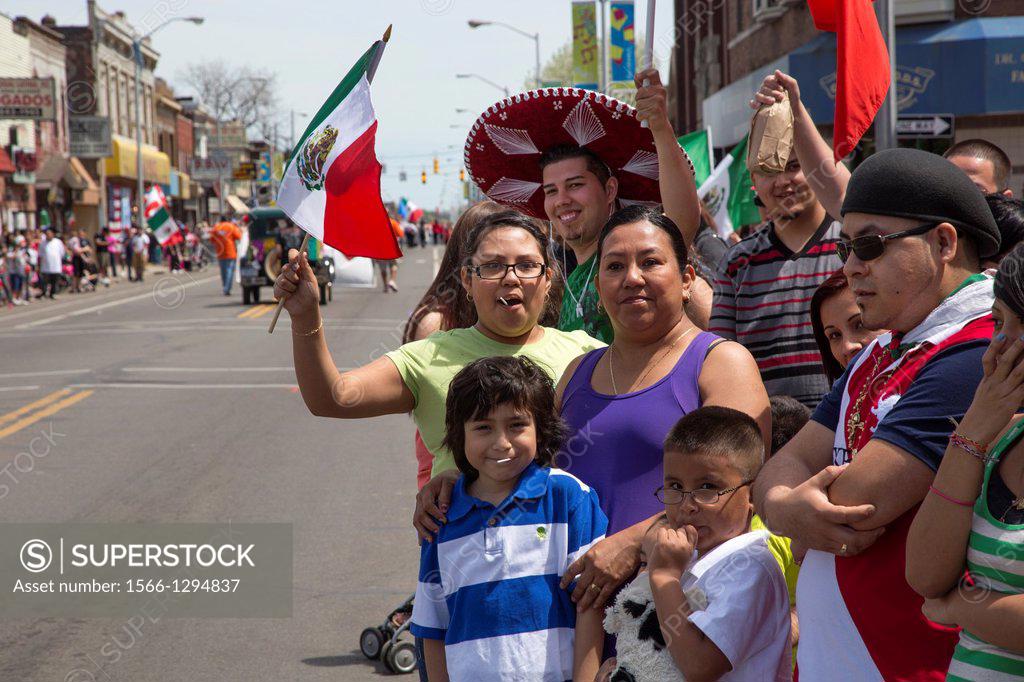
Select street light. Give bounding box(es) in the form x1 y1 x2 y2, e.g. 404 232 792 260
455 73 509 97
133 16 203 231
468 20 540 88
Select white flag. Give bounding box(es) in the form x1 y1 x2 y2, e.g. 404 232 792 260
698 154 735 240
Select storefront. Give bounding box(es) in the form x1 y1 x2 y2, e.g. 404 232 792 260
2 146 37 232
704 16 1024 188
32 154 98 233
103 135 171 238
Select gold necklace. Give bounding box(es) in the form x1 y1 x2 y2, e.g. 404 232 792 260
609 326 697 395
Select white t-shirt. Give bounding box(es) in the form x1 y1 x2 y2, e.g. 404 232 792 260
681 530 792 681
131 233 150 253
41 238 65 274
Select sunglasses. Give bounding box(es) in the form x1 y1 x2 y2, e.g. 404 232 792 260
836 222 940 263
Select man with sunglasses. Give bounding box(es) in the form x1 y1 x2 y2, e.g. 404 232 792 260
754 147 1002 682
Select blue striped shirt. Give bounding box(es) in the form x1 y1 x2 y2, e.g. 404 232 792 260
411 463 607 680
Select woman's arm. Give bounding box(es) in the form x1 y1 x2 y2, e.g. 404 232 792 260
908 336 1024 598
698 340 772 451
276 249 415 419
573 607 604 682
422 638 450 682
926 587 1024 653
554 354 586 412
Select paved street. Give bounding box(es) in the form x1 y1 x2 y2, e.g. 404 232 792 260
0 250 441 680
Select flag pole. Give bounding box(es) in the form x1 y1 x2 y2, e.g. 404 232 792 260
640 0 656 129
268 24 393 334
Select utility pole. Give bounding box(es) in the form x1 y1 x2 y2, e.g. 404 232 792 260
874 0 897 152
599 0 608 93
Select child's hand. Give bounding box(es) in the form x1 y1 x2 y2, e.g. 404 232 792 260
641 515 671 563
647 525 698 578
959 333 1024 447
594 657 617 682
921 592 958 627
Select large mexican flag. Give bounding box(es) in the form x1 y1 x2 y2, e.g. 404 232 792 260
277 40 401 259
144 184 180 245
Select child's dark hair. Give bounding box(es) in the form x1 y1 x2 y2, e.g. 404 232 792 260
442 356 567 482
663 406 764 481
769 395 810 455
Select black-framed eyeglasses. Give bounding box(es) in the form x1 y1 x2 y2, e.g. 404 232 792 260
836 222 940 263
654 481 753 506
469 262 547 280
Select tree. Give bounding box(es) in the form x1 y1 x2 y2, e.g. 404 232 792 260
526 39 573 89
179 61 281 142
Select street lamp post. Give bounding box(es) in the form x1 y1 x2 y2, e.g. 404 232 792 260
468 20 540 88
132 16 203 232
455 73 510 97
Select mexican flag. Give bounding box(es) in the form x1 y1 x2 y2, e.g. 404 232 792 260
277 39 401 259
144 184 179 245
697 135 762 237
677 129 713 187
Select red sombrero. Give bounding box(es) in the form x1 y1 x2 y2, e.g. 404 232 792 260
464 87 662 220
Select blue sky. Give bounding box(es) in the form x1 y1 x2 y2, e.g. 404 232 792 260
9 0 674 213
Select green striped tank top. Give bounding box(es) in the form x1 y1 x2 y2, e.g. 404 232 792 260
948 418 1024 682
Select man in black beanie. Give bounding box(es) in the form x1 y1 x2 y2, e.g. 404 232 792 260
754 147 1001 681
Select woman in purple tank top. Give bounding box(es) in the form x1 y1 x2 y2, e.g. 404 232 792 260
555 206 771 611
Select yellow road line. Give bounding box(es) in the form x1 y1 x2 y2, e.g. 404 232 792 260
248 305 275 319
238 305 273 319
0 390 94 441
0 388 72 427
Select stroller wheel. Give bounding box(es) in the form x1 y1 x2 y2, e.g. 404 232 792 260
385 641 417 674
359 627 385 659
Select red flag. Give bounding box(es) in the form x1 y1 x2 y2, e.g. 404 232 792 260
808 0 890 161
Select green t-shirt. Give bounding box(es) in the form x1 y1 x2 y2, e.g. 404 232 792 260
558 253 614 343
386 326 605 476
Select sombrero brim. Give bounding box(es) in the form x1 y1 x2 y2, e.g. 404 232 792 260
464 88 662 220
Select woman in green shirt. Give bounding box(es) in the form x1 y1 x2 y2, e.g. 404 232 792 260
907 243 1024 680
273 209 604 481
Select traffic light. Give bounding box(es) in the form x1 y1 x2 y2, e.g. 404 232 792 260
459 168 465 182
432 158 439 175
421 170 427 184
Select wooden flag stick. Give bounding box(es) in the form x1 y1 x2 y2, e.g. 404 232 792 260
641 0 656 129
268 25 392 335
267 233 310 334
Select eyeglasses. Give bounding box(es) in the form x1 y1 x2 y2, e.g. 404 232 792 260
836 222 940 263
654 481 753 506
470 262 547 280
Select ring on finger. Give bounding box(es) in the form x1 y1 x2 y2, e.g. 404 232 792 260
589 583 602 592
839 543 848 555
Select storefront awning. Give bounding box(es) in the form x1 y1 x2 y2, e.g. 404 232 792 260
67 156 100 206
104 135 171 184
226 194 249 214
790 17 1024 125
34 154 68 189
178 170 191 199
0 148 14 174
704 17 1024 146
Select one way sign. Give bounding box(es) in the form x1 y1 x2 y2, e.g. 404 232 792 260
896 114 955 139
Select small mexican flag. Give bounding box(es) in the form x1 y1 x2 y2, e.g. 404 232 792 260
144 184 179 245
697 135 762 237
677 129 713 187
277 37 401 259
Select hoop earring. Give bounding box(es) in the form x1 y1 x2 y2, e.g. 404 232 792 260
467 292 473 302
596 300 605 314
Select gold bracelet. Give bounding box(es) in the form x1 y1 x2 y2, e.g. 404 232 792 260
293 319 323 337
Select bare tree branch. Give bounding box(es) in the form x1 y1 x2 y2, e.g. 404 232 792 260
178 62 281 142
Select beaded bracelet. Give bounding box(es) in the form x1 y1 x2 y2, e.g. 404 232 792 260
928 485 974 508
949 432 996 464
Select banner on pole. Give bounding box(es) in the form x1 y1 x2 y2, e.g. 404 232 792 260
572 1 600 91
609 1 636 83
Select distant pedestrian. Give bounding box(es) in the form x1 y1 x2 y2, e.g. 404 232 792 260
210 215 243 295
130 227 150 282
39 229 65 299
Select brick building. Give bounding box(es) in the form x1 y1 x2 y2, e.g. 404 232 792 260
672 0 1024 190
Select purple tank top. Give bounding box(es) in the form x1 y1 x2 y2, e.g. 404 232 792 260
559 331 721 535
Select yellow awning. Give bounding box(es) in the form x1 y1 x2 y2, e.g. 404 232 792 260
177 170 191 199
104 135 171 184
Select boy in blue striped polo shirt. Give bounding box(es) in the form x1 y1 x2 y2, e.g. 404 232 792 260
411 356 608 681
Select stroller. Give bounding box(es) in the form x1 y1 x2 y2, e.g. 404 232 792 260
358 594 418 674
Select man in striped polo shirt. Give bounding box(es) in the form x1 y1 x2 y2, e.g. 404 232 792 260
709 100 842 406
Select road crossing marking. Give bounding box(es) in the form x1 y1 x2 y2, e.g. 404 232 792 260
0 389 93 441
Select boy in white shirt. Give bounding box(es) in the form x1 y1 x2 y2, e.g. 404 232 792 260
603 406 792 681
